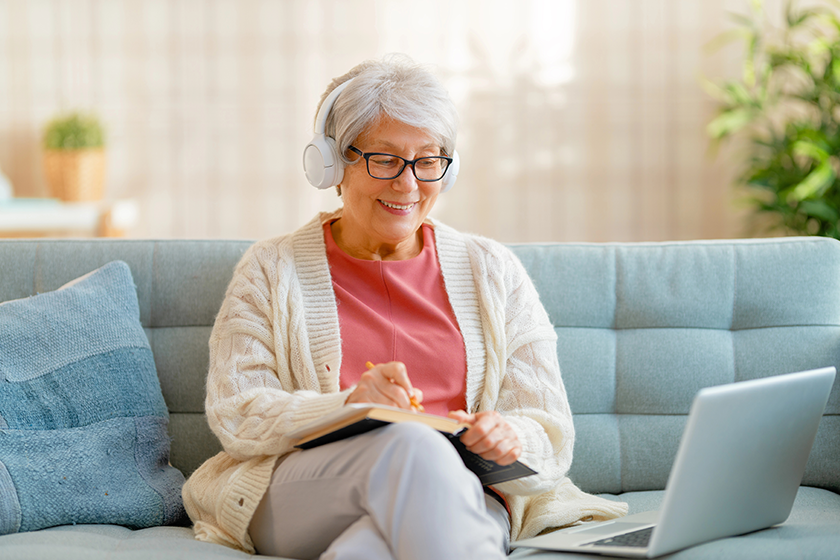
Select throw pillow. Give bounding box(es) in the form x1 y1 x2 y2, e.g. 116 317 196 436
0 260 186 534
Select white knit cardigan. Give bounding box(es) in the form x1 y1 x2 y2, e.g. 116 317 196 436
181 211 627 553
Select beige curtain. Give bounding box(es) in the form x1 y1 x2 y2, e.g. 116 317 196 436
0 0 775 241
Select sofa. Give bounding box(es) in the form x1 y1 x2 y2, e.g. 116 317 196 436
0 236 837 559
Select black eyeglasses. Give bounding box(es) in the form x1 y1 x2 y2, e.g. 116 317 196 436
348 146 453 182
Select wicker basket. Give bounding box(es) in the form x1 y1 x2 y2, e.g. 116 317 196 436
43 148 106 202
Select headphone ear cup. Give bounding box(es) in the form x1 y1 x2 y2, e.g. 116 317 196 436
303 135 345 189
304 78 354 190
440 150 459 193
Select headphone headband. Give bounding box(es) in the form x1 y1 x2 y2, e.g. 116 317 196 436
313 79 353 141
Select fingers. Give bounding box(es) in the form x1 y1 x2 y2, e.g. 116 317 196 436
346 362 416 410
409 387 424 412
448 410 473 423
455 410 522 466
377 361 415 397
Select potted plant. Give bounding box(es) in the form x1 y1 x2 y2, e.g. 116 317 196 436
705 0 840 238
42 112 106 202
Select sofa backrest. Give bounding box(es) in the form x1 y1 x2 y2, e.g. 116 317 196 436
510 237 840 495
1 237 838 496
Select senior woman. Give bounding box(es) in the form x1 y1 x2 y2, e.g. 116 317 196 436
182 55 626 560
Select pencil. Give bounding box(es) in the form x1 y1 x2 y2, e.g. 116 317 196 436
365 361 424 412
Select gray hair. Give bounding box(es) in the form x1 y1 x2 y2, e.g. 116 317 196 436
316 54 458 165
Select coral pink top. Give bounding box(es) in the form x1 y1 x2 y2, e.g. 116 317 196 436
324 221 467 416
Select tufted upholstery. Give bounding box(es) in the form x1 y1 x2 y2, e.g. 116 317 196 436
0 237 838 559
511 238 840 497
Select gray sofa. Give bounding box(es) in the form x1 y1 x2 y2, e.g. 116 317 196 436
0 236 838 559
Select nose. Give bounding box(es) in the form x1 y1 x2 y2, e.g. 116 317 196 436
391 163 418 192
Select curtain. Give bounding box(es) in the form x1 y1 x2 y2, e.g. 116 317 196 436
0 0 770 241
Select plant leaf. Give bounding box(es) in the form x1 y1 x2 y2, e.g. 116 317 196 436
799 199 840 222
728 11 757 27
832 57 840 83
707 108 755 139
703 28 752 54
792 140 830 161
785 161 837 202
726 82 755 105
43 112 105 150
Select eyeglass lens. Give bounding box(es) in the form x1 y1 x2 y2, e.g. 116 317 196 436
367 154 450 181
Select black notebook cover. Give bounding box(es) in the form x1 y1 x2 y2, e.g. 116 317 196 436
295 417 536 486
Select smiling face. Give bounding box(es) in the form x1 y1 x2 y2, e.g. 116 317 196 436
331 115 444 261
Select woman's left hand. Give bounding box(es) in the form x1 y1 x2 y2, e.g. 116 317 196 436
448 410 522 466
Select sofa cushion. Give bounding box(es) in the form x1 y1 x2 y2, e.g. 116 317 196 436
0 488 835 560
506 487 840 559
0 525 264 560
0 261 186 534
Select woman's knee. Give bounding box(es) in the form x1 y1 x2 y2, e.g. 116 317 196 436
372 422 479 487
380 420 444 443
377 422 457 461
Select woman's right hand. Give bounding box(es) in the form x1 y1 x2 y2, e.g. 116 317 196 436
346 361 422 410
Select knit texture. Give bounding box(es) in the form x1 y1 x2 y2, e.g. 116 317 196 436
182 211 627 551
0 261 186 534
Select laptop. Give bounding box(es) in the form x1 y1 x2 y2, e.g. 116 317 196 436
511 367 836 558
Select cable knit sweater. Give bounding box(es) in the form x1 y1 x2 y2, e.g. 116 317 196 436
181 210 628 553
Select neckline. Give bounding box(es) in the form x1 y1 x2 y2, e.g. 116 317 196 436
324 221 433 264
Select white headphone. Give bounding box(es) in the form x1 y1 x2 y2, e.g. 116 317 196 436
302 78 460 192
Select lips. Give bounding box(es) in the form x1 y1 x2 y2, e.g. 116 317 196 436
379 200 416 211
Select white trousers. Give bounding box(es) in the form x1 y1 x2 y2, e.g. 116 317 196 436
249 422 510 560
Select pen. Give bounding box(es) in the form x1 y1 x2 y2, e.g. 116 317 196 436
366 361 424 412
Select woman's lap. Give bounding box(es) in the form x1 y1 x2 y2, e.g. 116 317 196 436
249 422 508 560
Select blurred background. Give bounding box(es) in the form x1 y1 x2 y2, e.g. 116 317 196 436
0 0 802 241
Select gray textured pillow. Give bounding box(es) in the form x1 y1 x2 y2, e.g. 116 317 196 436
0 261 186 534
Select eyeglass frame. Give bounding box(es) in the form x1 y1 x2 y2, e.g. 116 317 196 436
347 145 453 182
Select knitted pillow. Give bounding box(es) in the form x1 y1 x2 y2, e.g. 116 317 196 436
0 261 186 534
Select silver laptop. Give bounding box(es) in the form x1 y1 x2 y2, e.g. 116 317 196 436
512 367 836 558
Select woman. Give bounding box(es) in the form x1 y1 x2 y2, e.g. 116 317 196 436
182 55 626 559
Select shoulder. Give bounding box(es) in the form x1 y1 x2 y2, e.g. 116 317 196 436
233 234 295 286
238 213 330 275
227 213 331 298
432 220 526 276
431 219 507 256
431 222 536 311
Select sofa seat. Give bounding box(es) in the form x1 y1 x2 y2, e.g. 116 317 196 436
511 487 840 559
0 524 254 560
1 488 836 560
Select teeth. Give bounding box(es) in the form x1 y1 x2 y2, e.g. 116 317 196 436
380 201 415 210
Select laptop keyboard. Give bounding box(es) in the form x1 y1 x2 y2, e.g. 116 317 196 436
586 526 654 548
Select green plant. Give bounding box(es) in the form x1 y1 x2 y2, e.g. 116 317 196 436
43 112 105 151
705 0 840 238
